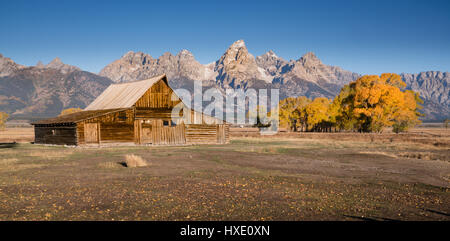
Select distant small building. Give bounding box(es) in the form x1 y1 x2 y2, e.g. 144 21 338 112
31 74 229 146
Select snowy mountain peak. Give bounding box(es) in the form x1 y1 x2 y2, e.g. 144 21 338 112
231 39 246 49
177 49 194 57
267 50 278 58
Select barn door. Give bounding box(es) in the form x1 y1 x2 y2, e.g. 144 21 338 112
85 123 99 143
141 124 152 144
149 120 185 145
217 124 226 144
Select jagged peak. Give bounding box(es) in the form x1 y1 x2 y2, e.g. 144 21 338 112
122 51 151 58
177 49 194 57
230 39 246 49
267 50 277 57
45 57 65 68
302 52 318 59
160 52 174 58
299 52 322 65
259 50 279 59
123 51 135 57
44 57 80 73
54 57 62 61
221 40 251 61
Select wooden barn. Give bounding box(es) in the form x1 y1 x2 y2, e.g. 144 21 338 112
31 74 229 146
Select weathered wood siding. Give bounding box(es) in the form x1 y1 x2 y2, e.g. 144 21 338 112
223 124 230 143
148 125 186 145
185 124 217 144
135 108 174 119
77 109 135 145
217 124 226 144
34 125 77 145
136 119 186 145
100 123 134 143
76 123 85 144
135 79 181 108
84 123 99 143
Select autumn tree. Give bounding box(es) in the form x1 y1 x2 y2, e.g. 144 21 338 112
278 96 311 131
330 84 356 131
0 112 9 130
336 73 422 133
303 97 332 132
277 73 422 133
59 108 82 116
392 90 423 133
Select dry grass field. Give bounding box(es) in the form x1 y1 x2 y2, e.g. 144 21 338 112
0 127 449 220
0 127 34 143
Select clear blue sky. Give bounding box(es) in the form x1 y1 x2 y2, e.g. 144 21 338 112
1 0 449 75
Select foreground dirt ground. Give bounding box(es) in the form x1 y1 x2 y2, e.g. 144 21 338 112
0 129 449 220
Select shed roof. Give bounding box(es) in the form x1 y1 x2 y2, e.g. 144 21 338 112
84 74 167 111
31 108 129 125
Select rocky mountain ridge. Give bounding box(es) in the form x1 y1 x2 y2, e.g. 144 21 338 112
0 55 112 120
0 40 448 121
98 40 449 121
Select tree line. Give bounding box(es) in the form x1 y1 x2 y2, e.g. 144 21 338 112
278 73 423 133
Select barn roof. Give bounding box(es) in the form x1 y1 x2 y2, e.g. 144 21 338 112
84 74 167 111
31 108 129 125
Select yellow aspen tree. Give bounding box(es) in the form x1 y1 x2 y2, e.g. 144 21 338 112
59 108 82 116
0 112 9 130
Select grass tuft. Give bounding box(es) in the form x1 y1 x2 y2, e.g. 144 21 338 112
122 154 148 168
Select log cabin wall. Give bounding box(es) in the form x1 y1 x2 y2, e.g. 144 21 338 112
34 124 77 145
141 120 186 145
135 119 186 145
185 124 218 144
135 79 181 108
223 124 230 143
76 109 135 145
135 108 174 119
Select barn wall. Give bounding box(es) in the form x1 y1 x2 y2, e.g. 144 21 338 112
135 119 185 145
77 109 135 145
135 79 181 108
134 107 229 145
185 124 218 144
135 108 174 119
34 125 77 145
100 123 134 142
76 123 84 144
223 124 230 144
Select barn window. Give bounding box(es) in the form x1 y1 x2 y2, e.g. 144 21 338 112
163 120 169 126
118 112 127 121
52 129 56 135
171 120 177 126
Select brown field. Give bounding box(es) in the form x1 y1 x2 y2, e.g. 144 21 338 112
0 127 449 220
0 127 34 143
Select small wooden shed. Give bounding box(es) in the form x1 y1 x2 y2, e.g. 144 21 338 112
31 74 229 146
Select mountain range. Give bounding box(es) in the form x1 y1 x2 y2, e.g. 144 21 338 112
0 40 448 121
